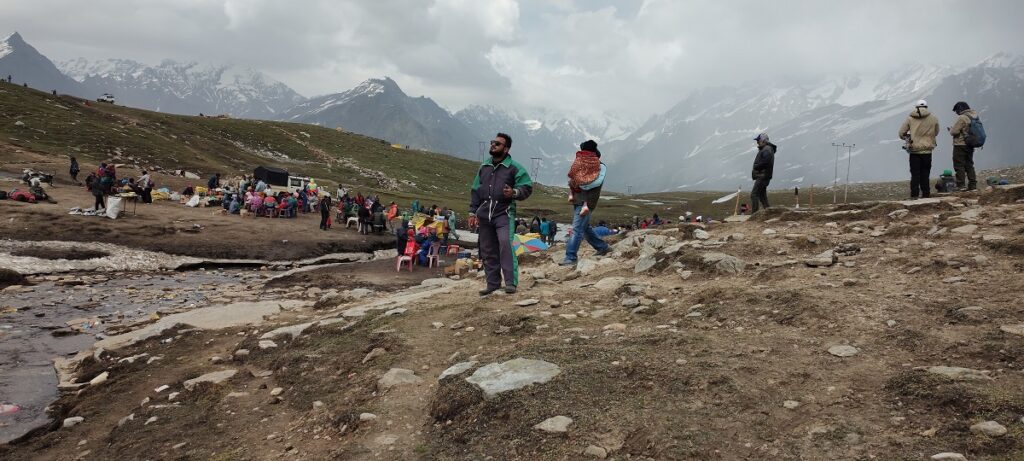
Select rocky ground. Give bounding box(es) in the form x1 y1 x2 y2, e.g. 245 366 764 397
2 186 1024 460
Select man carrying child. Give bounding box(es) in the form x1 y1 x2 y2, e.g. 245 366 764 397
560 140 610 266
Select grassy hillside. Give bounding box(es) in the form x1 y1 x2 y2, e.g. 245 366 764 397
3 83 1021 226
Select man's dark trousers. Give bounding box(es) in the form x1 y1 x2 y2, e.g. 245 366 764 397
909 153 932 198
477 214 516 289
953 146 977 190
751 178 770 212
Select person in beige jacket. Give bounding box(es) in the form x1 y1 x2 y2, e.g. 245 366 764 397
898 100 940 199
949 101 980 191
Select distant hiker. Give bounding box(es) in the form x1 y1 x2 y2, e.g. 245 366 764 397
207 173 220 190
949 101 982 191
898 100 940 199
138 170 154 203
750 133 776 212
69 156 80 184
319 192 332 230
468 132 533 295
560 140 610 266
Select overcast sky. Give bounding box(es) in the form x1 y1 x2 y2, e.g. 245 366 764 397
4 0 1023 118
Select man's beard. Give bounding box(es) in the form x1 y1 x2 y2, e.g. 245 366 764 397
490 149 505 157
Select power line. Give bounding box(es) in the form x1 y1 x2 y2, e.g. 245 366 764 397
529 157 541 181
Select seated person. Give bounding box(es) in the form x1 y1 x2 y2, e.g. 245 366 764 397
417 230 437 266
228 196 241 214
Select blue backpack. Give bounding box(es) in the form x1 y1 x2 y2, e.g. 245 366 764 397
965 116 986 148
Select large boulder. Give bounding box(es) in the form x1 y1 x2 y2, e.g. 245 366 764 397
465 358 561 397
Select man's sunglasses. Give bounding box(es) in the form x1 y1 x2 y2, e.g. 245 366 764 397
490 140 505 146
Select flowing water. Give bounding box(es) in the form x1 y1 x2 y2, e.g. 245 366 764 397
0 268 263 444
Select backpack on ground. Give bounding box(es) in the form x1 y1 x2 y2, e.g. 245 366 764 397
965 116 986 148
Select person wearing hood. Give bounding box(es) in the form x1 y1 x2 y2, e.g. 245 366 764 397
750 133 776 213
898 100 940 199
949 101 980 191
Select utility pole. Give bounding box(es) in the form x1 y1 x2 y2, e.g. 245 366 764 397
627 185 633 196
478 141 487 163
842 143 855 204
530 157 541 182
830 142 841 204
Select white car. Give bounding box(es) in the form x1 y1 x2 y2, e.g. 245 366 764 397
97 93 115 104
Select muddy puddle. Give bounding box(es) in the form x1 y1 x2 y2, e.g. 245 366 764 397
0 268 269 444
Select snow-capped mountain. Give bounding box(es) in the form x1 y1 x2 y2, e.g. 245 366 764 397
283 77 481 160
57 58 305 119
599 61 1024 192
0 32 84 95
455 105 638 184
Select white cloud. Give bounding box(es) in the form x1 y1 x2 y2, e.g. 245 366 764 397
1 0 1022 117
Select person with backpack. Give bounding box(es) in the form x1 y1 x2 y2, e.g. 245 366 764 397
86 172 105 211
949 101 983 191
898 100 940 199
138 170 154 203
750 133 776 212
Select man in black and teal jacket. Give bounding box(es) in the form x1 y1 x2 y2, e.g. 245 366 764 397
468 133 534 295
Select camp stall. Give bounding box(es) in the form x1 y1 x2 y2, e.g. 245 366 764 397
253 166 289 187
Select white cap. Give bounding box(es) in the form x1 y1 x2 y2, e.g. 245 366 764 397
915 99 928 108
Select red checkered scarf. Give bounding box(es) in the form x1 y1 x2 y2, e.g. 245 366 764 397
567 150 601 191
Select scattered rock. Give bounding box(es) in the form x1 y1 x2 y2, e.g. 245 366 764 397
382 307 407 316
922 366 993 381
931 453 967 461
805 250 838 268
465 358 561 397
439 361 479 380
602 323 627 332
359 413 378 422
951 224 978 234
431 322 445 329
783 400 801 409
1000 324 1024 336
943 276 966 284
584 445 608 458
576 259 599 275
533 415 573 433
258 340 277 350
621 297 641 308
827 345 859 357
362 347 387 364
692 229 710 240
377 368 423 390
233 349 250 358
88 371 109 387
701 252 745 274
888 209 910 220
183 369 238 391
63 416 84 428
270 387 284 396
970 420 1007 437
677 270 693 280
593 277 627 291
516 299 540 307
634 255 661 273
762 229 777 236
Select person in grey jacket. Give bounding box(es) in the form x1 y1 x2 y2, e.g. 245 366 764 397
750 133 776 213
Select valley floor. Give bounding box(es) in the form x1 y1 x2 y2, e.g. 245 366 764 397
2 183 1024 460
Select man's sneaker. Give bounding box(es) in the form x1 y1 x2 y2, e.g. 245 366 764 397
504 286 517 294
594 247 611 257
558 260 576 267
479 287 499 296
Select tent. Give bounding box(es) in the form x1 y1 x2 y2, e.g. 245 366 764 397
513 233 549 256
253 166 289 187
